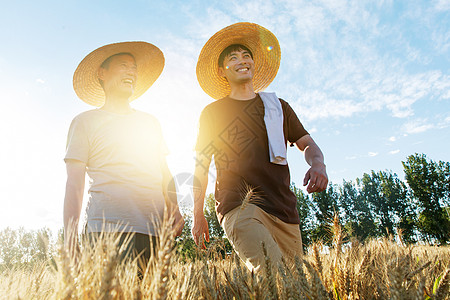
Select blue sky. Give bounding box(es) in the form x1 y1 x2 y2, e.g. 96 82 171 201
0 0 449 231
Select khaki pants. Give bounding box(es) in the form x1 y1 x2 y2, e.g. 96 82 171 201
222 204 303 273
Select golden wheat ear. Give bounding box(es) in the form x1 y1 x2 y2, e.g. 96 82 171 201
238 181 263 210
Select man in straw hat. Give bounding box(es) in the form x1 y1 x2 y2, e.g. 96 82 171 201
192 23 328 272
64 41 184 262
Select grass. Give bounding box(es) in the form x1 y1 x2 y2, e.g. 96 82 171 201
1 216 449 299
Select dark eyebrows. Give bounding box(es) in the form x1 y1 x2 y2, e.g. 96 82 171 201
226 50 251 60
118 58 137 68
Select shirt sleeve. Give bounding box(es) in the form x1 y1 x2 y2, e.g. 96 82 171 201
194 107 213 153
281 99 309 143
64 116 89 164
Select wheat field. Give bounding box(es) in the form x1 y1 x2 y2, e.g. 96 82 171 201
1 217 449 300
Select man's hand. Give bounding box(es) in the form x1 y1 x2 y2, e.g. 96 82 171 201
295 135 328 194
303 162 328 193
192 212 210 249
64 221 81 264
192 151 212 249
64 160 86 261
67 236 81 262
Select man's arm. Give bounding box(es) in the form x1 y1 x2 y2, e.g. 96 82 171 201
191 152 212 249
160 158 184 236
63 160 86 256
295 134 328 193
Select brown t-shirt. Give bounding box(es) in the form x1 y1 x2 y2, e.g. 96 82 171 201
195 94 308 224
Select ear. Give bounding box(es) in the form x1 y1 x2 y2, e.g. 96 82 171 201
218 67 226 78
97 67 105 81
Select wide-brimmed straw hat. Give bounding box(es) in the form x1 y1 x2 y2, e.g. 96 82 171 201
196 22 281 100
73 41 164 106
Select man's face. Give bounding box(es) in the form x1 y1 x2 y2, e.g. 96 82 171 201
219 49 255 85
98 54 137 98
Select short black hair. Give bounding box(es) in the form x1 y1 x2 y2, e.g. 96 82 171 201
100 52 135 70
218 44 253 68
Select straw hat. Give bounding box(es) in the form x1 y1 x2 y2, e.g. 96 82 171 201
73 41 164 106
196 22 281 100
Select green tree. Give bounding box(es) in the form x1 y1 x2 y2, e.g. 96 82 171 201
0 227 20 268
34 228 52 261
378 171 417 243
360 171 413 239
175 214 197 261
204 193 224 238
0 227 54 269
340 179 377 241
402 154 450 244
310 184 339 245
291 183 313 249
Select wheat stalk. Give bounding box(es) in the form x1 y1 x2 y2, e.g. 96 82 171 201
435 268 450 300
293 255 312 299
261 241 279 300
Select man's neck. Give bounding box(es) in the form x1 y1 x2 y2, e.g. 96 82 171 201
101 95 134 114
228 82 256 100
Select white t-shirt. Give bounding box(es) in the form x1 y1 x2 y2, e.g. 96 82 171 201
65 109 169 235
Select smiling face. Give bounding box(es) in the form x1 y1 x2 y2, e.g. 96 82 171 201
98 53 137 99
218 48 255 86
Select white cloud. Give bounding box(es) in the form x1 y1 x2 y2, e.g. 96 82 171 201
402 119 435 134
389 136 396 142
292 91 365 121
233 1 450 122
389 149 400 155
368 152 379 157
193 1 448 125
432 28 450 55
442 89 450 99
434 0 450 11
184 7 234 41
36 78 45 84
437 116 450 129
288 70 449 121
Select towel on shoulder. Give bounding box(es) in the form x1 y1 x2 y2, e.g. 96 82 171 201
259 92 287 165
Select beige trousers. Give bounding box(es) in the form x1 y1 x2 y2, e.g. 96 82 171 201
222 204 303 273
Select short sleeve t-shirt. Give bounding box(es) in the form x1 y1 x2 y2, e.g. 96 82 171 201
195 94 308 224
65 109 169 235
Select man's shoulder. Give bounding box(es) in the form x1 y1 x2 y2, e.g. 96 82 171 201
201 97 232 115
73 109 159 122
70 109 100 123
133 109 159 120
275 97 294 112
203 97 224 109
133 110 162 128
260 93 298 118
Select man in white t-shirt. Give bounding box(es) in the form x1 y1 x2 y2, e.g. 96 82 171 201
64 42 183 263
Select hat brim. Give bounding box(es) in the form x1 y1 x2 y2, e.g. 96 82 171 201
73 41 164 107
196 22 281 100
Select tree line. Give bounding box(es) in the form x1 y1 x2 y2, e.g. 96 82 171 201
1 153 449 268
297 153 450 247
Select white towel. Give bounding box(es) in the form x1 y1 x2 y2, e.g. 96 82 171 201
259 92 287 165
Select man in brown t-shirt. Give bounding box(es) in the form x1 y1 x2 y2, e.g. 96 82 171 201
192 23 328 272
